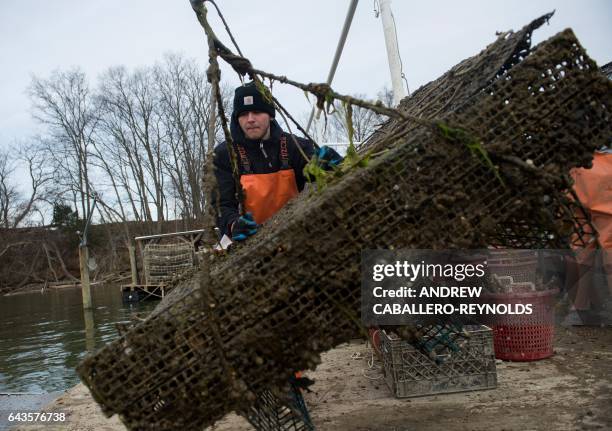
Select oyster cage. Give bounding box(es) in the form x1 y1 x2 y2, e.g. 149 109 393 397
76 15 612 431
243 383 314 431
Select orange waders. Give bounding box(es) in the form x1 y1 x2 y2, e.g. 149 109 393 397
569 151 612 309
236 136 299 225
237 136 304 386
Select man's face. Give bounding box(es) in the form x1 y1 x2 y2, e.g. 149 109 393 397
238 111 271 140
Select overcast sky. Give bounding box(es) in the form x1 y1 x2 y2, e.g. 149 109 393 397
1 0 611 153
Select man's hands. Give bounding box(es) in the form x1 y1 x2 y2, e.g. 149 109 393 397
315 145 343 170
231 212 258 241
303 145 345 190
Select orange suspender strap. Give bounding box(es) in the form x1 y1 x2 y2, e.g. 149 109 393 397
280 135 289 169
236 144 251 174
237 136 290 173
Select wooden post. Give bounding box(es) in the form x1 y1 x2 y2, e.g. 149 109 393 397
83 307 96 353
79 244 93 310
129 243 139 286
137 240 146 285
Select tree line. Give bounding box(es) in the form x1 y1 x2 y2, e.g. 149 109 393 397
0 52 392 289
2 52 392 236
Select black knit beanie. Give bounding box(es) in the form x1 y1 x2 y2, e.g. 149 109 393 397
233 81 275 118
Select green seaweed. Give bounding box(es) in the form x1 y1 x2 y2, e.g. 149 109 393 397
303 103 373 192
255 80 274 105
436 122 506 187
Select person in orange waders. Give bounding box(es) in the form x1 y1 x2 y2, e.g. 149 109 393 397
213 82 342 426
566 148 612 325
213 81 341 242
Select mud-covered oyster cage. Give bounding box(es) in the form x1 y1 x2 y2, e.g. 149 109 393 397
76 10 611 431
244 382 314 431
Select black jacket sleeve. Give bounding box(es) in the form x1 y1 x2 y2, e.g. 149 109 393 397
213 143 240 237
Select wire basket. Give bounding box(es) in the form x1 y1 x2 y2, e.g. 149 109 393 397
244 382 314 431
143 243 195 285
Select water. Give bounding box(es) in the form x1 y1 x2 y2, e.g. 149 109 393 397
0 284 156 395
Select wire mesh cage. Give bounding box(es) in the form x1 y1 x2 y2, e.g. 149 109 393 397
243 382 314 431
76 16 612 431
143 243 195 285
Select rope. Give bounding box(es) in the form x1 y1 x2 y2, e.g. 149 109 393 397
192 1 432 127
390 11 411 95
271 94 318 147
191 3 243 400
274 101 313 164
206 0 244 57
362 348 384 380
193 1 323 167
191 1 245 213
207 12 344 162
200 73 220 246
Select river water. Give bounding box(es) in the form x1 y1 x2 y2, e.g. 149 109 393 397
0 284 155 395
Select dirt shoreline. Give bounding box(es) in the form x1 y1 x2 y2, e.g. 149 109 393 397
0 272 131 296
10 325 611 431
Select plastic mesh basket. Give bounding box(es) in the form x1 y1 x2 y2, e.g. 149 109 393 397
368 327 383 359
483 289 558 361
380 325 497 398
488 250 539 285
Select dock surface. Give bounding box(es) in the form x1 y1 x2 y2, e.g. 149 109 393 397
9 326 611 430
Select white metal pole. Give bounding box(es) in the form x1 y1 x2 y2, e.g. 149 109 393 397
379 0 406 106
306 0 359 134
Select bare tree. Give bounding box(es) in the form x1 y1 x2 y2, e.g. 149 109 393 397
307 87 394 146
0 150 18 228
2 55 243 291
29 68 97 220
0 144 52 228
154 54 229 221
96 66 166 226
27 54 232 231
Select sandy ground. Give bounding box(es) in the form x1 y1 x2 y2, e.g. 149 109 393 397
8 326 612 431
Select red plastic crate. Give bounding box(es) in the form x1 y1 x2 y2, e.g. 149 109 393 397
368 327 383 358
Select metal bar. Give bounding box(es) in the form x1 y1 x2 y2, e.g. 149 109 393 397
134 229 207 242
306 0 359 133
379 0 407 106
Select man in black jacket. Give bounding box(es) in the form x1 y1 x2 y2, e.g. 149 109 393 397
213 82 341 242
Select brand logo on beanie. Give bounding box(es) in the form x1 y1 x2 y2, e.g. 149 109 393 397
244 96 253 105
